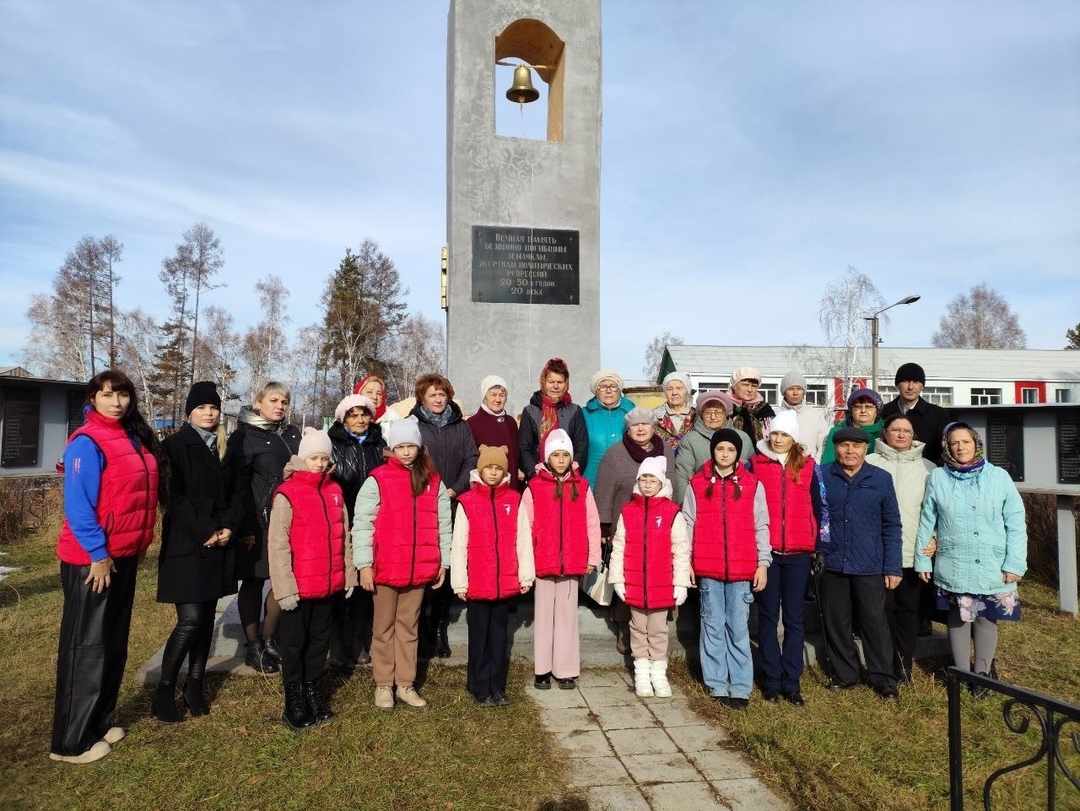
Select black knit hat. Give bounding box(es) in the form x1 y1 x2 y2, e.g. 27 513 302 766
709 428 743 459
185 381 221 415
894 362 926 386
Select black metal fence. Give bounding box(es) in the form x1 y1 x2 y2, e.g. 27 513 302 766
947 666 1080 810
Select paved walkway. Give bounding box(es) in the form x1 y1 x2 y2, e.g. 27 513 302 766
532 669 789 811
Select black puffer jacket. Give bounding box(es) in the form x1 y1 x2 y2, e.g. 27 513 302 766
409 400 479 497
328 420 386 522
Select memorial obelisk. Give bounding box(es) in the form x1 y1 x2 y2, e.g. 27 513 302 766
445 0 601 412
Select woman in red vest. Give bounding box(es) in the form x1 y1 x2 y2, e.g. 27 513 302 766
682 429 770 710
51 370 161 764
268 428 357 730
451 445 535 706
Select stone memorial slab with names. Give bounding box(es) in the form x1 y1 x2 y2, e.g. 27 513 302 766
471 225 579 305
986 412 1025 482
1058 410 1080 485
2 386 41 469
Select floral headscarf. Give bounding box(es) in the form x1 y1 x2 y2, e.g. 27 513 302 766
940 421 986 473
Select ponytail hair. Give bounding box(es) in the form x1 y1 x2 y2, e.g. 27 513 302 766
549 466 580 502
784 443 809 485
706 465 742 500
409 446 437 497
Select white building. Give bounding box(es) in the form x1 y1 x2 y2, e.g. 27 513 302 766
659 346 1080 414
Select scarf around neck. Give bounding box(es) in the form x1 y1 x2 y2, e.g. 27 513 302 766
622 433 664 464
419 404 453 429
540 392 570 440
941 422 986 473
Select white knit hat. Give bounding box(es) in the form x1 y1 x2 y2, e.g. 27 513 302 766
730 367 762 386
387 416 422 449
543 428 574 460
636 456 669 487
480 375 508 398
589 369 624 396
662 371 692 393
334 394 376 423
768 409 801 443
298 427 332 459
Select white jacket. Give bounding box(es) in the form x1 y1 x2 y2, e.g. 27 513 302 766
866 439 936 567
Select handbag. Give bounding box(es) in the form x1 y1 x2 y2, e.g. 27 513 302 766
581 559 614 606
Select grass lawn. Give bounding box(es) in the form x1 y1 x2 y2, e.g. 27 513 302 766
0 523 577 811
671 581 1080 811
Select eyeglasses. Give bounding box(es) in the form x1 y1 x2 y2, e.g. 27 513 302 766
886 428 914 436
852 402 878 409
702 409 726 418
596 384 620 392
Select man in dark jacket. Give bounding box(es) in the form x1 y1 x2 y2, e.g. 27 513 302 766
819 428 903 700
881 362 950 466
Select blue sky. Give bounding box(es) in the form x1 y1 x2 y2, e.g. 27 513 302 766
2 1 1077 381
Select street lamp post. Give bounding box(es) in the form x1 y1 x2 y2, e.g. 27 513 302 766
866 294 921 391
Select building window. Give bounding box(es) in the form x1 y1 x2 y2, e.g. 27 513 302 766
971 388 1002 406
922 387 953 406
760 383 778 406
1056 389 1072 403
1020 387 1039 404
696 381 727 394
877 385 898 402
805 385 828 406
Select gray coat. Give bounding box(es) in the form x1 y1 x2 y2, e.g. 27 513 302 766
673 417 752 506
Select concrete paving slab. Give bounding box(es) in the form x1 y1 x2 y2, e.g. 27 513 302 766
643 697 702 728
583 785 652 811
620 752 703 784
711 777 791 811
605 727 679 756
663 722 731 752
526 681 589 709
688 749 759 782
540 706 598 733
567 755 635 788
577 670 632 689
581 686 639 708
591 702 660 731
553 728 613 757
641 781 731 810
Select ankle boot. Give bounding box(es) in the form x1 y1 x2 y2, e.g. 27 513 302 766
633 659 654 697
303 681 335 723
262 635 283 664
282 682 316 730
183 678 210 717
436 622 451 658
650 659 672 698
245 640 279 674
616 621 631 655
152 681 183 723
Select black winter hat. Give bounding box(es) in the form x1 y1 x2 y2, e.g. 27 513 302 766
894 362 926 386
709 428 743 459
185 381 221 415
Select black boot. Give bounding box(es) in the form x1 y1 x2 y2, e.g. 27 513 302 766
263 635 283 664
303 681 335 724
436 622 451 658
183 678 210 717
328 622 356 672
418 616 436 661
282 682 316 730
245 640 279 673
152 681 183 723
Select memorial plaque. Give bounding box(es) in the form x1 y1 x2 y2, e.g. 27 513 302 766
1058 410 1080 485
985 412 1024 482
471 226 579 305
2 386 41 468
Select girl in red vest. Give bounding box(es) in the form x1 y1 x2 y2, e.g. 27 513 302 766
747 410 827 708
451 445 535 706
268 428 357 730
683 429 771 710
609 457 691 697
353 417 452 711
521 429 601 689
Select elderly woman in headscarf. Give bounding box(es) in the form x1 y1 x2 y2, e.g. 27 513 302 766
519 357 589 480
727 366 776 445
915 422 1027 694
593 407 676 652
652 371 696 455
820 387 884 464
673 391 751 505
582 369 634 486
469 375 523 491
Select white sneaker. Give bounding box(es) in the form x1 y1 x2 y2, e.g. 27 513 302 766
396 685 428 709
633 659 654 697
651 659 672 698
103 727 126 745
374 685 395 711
49 740 111 764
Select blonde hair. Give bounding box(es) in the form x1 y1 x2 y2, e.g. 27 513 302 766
254 381 291 408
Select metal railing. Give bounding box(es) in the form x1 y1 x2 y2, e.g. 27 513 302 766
947 667 1080 810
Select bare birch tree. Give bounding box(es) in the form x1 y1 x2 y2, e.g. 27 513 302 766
931 284 1027 349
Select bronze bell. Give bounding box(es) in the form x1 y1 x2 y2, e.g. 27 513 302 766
506 65 539 104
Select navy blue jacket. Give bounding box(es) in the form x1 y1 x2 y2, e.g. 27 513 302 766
820 462 902 577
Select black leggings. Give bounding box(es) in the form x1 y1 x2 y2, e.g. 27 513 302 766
160 601 216 685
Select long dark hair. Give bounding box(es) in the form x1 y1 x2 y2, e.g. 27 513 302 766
85 369 165 497
408 446 438 498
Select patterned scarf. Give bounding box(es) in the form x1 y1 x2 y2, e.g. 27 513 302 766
418 404 453 429
941 422 986 473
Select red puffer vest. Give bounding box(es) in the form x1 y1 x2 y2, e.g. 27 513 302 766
274 471 347 599
457 479 521 600
529 467 590 578
689 462 759 582
750 454 818 554
57 410 159 565
620 494 680 610
371 458 443 587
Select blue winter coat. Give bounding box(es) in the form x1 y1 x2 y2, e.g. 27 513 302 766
820 462 902 576
582 395 634 485
913 462 1027 595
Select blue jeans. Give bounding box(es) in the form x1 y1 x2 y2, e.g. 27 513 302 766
698 578 754 699
757 552 812 693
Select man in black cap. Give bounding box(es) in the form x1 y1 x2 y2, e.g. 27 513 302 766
880 363 950 465
818 427 903 700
